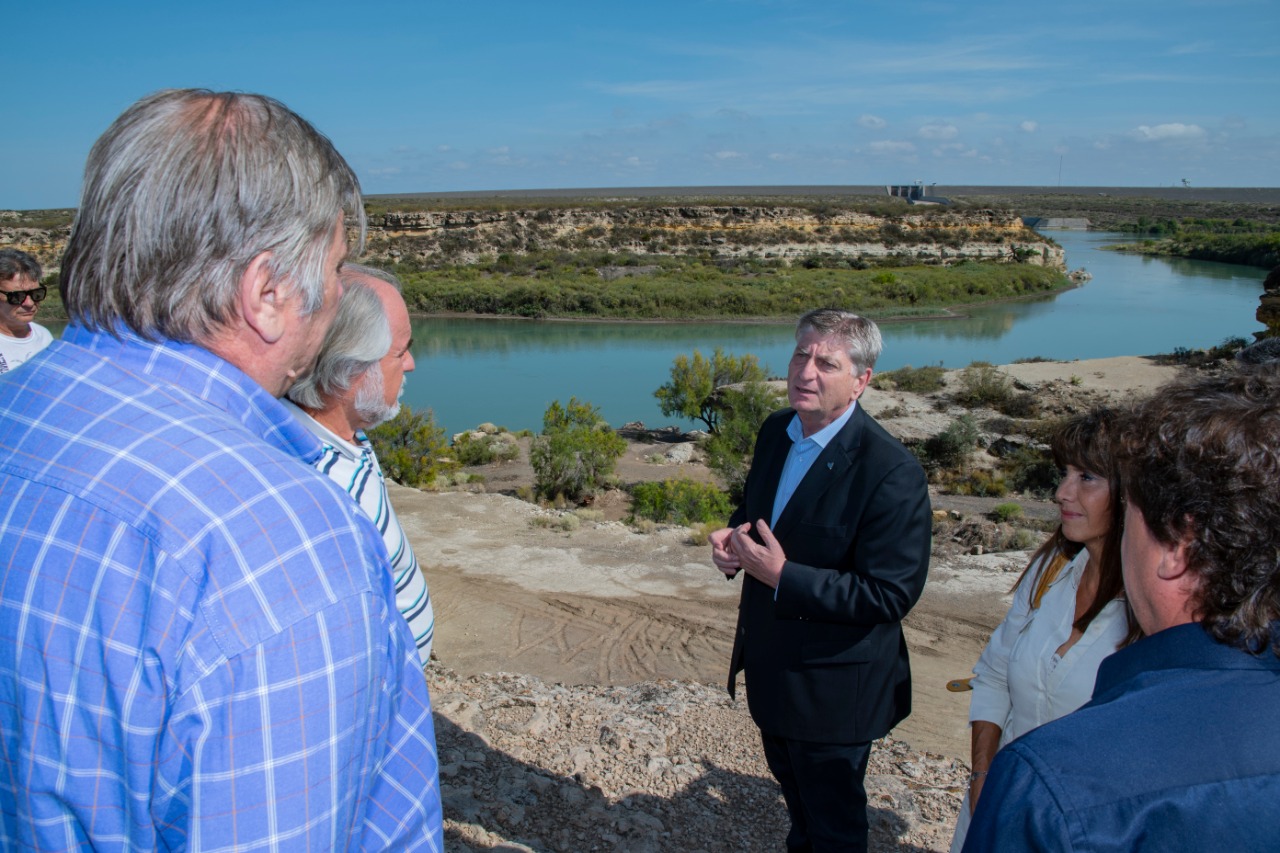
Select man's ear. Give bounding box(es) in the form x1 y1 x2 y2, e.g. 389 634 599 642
1156 528 1195 582
852 367 874 400
239 252 286 344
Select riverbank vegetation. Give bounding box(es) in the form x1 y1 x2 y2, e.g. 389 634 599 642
1105 218 1280 269
390 255 1068 320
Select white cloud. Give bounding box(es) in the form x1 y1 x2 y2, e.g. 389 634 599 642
918 124 958 140
868 140 916 154
1020 120 1038 133
1132 123 1207 142
859 114 887 129
713 150 746 160
448 161 469 171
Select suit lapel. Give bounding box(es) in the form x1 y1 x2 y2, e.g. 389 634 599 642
772 405 865 538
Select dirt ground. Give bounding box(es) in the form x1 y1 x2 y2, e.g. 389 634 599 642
398 355 1184 761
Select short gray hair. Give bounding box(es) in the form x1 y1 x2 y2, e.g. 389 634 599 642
287 281 390 410
0 248 42 284
61 89 366 343
796 308 883 373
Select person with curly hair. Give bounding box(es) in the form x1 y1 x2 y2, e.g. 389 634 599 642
965 369 1280 851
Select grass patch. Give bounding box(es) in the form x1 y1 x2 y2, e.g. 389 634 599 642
872 364 946 393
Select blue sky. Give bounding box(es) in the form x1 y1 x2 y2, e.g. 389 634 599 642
4 0 1277 209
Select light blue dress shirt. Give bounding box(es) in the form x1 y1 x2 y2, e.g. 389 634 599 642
770 400 859 526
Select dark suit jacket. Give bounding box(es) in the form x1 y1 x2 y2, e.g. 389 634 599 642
727 404 931 744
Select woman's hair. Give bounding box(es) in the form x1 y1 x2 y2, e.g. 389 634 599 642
1014 407 1139 646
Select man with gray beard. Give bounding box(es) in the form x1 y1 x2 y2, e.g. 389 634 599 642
286 265 434 666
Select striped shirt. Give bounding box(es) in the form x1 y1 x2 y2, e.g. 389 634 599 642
0 325 443 851
283 401 435 666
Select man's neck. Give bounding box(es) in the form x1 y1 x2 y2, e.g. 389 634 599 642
310 404 363 444
0 323 33 340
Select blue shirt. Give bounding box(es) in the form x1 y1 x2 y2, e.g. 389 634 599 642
0 326 443 851
964 622 1280 852
770 402 858 527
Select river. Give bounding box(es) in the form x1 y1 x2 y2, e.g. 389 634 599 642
404 230 1266 435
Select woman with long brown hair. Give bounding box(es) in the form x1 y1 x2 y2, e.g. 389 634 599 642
951 407 1140 851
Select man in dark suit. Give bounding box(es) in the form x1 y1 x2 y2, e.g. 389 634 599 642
711 308 932 853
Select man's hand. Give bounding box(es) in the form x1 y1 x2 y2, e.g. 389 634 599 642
730 519 787 589
709 525 745 579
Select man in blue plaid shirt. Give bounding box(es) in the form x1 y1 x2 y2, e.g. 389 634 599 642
0 90 443 850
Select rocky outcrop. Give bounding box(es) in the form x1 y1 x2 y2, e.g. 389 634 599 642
430 665 965 852
1257 265 1280 339
366 205 1065 271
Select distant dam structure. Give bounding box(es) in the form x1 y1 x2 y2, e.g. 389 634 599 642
886 182 951 205
1022 217 1091 230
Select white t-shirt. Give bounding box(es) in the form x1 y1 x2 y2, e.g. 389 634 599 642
0 323 53 375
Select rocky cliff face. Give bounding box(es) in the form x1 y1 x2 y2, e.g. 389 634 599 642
366 205 1066 270
0 205 1067 275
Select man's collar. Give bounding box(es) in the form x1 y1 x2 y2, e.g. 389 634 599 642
61 323 325 464
1095 622 1280 700
786 400 858 448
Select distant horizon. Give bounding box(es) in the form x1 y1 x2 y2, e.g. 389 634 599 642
11 183 1280 214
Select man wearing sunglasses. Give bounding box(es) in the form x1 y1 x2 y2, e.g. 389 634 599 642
0 248 52 374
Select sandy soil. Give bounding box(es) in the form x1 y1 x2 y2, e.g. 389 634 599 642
398 355 1183 761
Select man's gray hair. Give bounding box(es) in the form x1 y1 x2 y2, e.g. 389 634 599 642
0 248 42 283
60 89 366 343
796 308 883 373
287 280 390 410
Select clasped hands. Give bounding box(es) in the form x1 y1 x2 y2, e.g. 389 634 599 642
710 520 786 589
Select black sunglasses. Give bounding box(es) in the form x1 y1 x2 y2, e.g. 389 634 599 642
4 286 47 306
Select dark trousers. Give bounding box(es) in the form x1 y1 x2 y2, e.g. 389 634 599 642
760 732 874 853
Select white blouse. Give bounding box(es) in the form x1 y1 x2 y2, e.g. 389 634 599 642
951 549 1130 853
968 548 1129 746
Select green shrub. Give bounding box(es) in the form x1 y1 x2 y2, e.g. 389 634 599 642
1001 445 1058 498
366 405 457 488
953 362 1013 409
702 381 786 503
918 414 980 471
991 502 1024 523
630 479 733 527
654 348 768 433
947 469 1009 497
529 397 627 502
997 391 1040 418
871 364 946 393
453 431 520 466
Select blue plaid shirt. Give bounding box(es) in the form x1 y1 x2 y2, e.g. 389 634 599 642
0 326 443 851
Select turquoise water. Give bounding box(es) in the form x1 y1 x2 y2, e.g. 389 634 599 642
405 231 1266 435
39 231 1266 436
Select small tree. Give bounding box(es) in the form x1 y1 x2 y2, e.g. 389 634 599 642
366 405 457 488
703 381 785 504
654 348 767 433
529 397 627 503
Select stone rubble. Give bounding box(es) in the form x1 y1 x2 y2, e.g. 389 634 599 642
430 665 967 852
